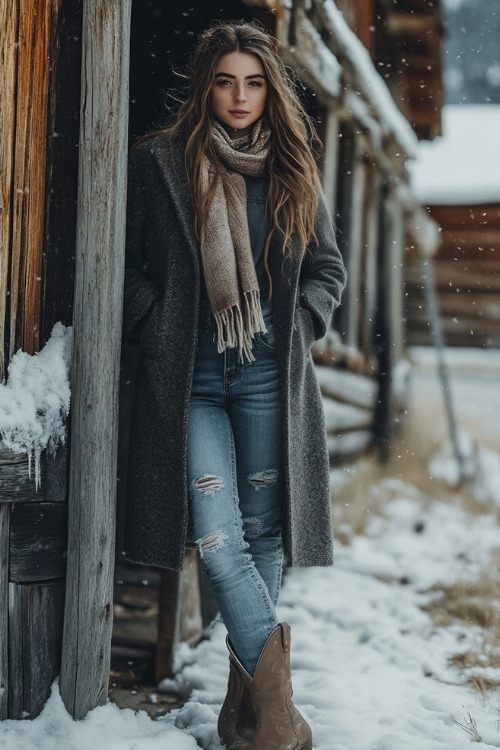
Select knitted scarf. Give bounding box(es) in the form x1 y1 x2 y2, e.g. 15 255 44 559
201 120 271 361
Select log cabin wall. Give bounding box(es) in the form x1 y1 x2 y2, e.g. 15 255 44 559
0 0 81 720
335 0 443 140
405 203 500 347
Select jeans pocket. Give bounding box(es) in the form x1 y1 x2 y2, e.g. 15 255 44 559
253 322 277 352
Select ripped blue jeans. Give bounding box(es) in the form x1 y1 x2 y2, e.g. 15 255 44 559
187 303 283 675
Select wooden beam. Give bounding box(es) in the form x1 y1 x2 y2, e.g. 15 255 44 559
9 502 68 583
40 0 81 345
155 570 181 682
383 191 405 363
242 0 278 8
10 0 51 357
59 0 131 720
8 581 65 719
321 107 341 215
355 0 374 55
0 444 46 502
0 504 9 719
387 13 435 37
0 3 19 377
345 145 367 348
360 168 381 356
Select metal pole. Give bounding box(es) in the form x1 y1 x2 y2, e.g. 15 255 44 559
421 258 468 482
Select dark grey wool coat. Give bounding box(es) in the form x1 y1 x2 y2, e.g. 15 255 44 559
123 135 347 572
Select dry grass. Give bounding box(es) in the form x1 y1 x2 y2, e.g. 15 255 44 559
333 445 500 696
449 712 482 742
421 561 500 694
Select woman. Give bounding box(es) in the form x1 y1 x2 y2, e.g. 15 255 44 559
123 21 346 750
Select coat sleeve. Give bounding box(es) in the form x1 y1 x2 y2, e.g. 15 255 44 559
123 144 162 342
298 191 347 339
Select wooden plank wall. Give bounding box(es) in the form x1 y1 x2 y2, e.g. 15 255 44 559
0 504 9 718
9 0 50 360
0 0 80 721
0 445 67 720
405 203 500 347
0 0 80 376
0 3 19 377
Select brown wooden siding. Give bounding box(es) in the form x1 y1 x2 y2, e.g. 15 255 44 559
0 0 81 721
0 0 80 377
405 203 500 347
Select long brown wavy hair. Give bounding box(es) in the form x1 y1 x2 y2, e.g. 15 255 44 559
153 22 321 290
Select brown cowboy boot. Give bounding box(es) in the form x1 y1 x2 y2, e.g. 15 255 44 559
218 639 256 749
229 623 312 750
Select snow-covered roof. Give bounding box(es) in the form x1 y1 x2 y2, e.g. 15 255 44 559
410 104 500 206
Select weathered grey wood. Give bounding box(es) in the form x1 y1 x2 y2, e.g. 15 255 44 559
155 570 181 683
0 443 46 502
60 0 131 720
321 107 341 214
322 397 373 433
327 430 374 460
383 192 405 363
8 581 65 719
155 551 203 683
7 580 22 717
360 169 380 356
45 443 68 503
0 504 9 719
40 0 81 344
179 549 203 646
316 366 377 410
345 150 366 348
9 502 68 583
284 6 342 102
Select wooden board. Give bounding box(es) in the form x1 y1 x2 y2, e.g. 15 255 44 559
8 581 65 719
10 0 51 357
428 204 500 229
40 0 81 344
323 397 374 433
316 366 377 410
9 502 68 583
328 430 373 460
0 505 9 719
0 443 46 502
0 2 19 377
60 0 132 721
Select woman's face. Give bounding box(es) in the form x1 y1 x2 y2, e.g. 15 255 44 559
211 51 268 138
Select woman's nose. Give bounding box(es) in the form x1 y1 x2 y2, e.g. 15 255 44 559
234 83 246 101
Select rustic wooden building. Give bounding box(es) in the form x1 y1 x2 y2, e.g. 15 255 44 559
406 104 500 348
1 0 444 722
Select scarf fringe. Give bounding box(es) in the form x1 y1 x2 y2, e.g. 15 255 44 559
215 290 267 362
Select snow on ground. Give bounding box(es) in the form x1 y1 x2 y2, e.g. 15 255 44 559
1 348 500 749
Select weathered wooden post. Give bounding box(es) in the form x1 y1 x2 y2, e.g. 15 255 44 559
60 0 131 719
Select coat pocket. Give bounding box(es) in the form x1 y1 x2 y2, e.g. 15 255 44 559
295 301 316 350
139 300 161 357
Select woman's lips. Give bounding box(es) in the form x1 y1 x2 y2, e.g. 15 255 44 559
229 110 250 117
